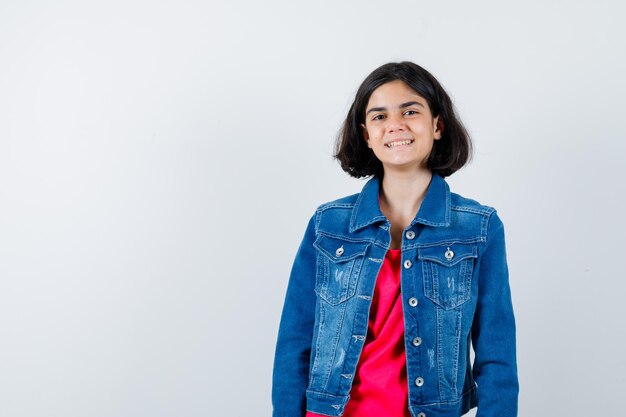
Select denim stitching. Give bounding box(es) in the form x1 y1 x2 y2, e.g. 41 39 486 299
481 210 496 240
451 306 462 397
317 231 376 245
318 202 356 211
310 294 325 385
422 255 474 309
408 238 484 251
436 304 445 399
321 301 348 391
315 230 391 251
305 388 349 399
451 205 494 216
349 189 388 232
314 240 368 263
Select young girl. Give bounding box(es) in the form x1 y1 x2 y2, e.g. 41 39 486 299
272 62 518 417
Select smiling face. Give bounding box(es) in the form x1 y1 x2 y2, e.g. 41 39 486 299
362 80 443 175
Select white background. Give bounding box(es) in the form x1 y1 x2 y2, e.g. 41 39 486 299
1 1 625 416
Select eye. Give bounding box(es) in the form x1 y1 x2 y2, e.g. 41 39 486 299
404 110 419 116
371 114 385 121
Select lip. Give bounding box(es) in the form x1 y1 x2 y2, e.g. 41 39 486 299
384 138 415 148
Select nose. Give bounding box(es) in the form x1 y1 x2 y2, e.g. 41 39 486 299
386 113 406 133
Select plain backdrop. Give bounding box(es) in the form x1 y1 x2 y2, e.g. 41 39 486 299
1 1 625 416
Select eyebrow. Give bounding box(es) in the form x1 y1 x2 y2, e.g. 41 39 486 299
366 101 425 115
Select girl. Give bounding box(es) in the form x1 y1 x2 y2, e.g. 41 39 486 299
272 62 518 417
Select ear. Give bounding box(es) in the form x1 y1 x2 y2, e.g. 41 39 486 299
361 123 371 148
433 116 444 140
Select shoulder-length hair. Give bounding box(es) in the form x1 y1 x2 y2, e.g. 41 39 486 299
335 61 472 178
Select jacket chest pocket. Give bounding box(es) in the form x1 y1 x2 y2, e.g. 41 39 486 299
313 235 370 306
418 243 478 310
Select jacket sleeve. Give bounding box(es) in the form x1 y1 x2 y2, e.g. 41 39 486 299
272 213 318 417
471 211 519 417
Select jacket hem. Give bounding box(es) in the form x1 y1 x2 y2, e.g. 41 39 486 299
409 384 478 417
305 384 477 417
305 389 349 417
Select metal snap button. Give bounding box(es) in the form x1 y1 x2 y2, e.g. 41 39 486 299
403 259 412 269
444 247 454 261
417 413 426 417
415 377 424 387
335 246 344 257
405 230 415 240
412 336 422 346
408 297 418 307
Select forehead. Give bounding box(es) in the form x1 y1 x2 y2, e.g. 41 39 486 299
367 80 427 106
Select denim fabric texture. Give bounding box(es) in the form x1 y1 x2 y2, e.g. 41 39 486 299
272 173 518 417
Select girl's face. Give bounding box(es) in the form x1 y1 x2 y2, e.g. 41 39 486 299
362 80 442 174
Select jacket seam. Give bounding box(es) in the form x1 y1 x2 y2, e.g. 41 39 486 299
451 204 494 216
483 209 500 245
317 202 355 212
406 237 485 250
316 231 374 244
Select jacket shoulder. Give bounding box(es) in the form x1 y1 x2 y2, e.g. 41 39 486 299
310 192 362 236
315 192 360 212
449 191 504 243
450 191 497 217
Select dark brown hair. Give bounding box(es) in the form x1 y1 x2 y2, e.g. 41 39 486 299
335 61 472 178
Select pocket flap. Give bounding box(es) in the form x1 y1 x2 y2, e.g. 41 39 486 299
314 235 369 263
418 243 477 267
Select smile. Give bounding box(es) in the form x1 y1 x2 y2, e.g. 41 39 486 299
385 139 414 148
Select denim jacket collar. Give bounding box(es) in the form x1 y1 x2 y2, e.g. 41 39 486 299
349 172 451 232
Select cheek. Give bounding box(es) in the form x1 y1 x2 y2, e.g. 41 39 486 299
365 124 383 139
412 122 431 133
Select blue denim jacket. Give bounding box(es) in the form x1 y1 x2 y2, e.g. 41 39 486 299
272 173 518 417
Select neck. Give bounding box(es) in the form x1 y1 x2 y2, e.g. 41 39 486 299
377 167 434 250
379 168 433 227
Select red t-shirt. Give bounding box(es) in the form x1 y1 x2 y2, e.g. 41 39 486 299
307 248 410 417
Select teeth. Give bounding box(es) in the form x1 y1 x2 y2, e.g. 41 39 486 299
386 139 413 148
